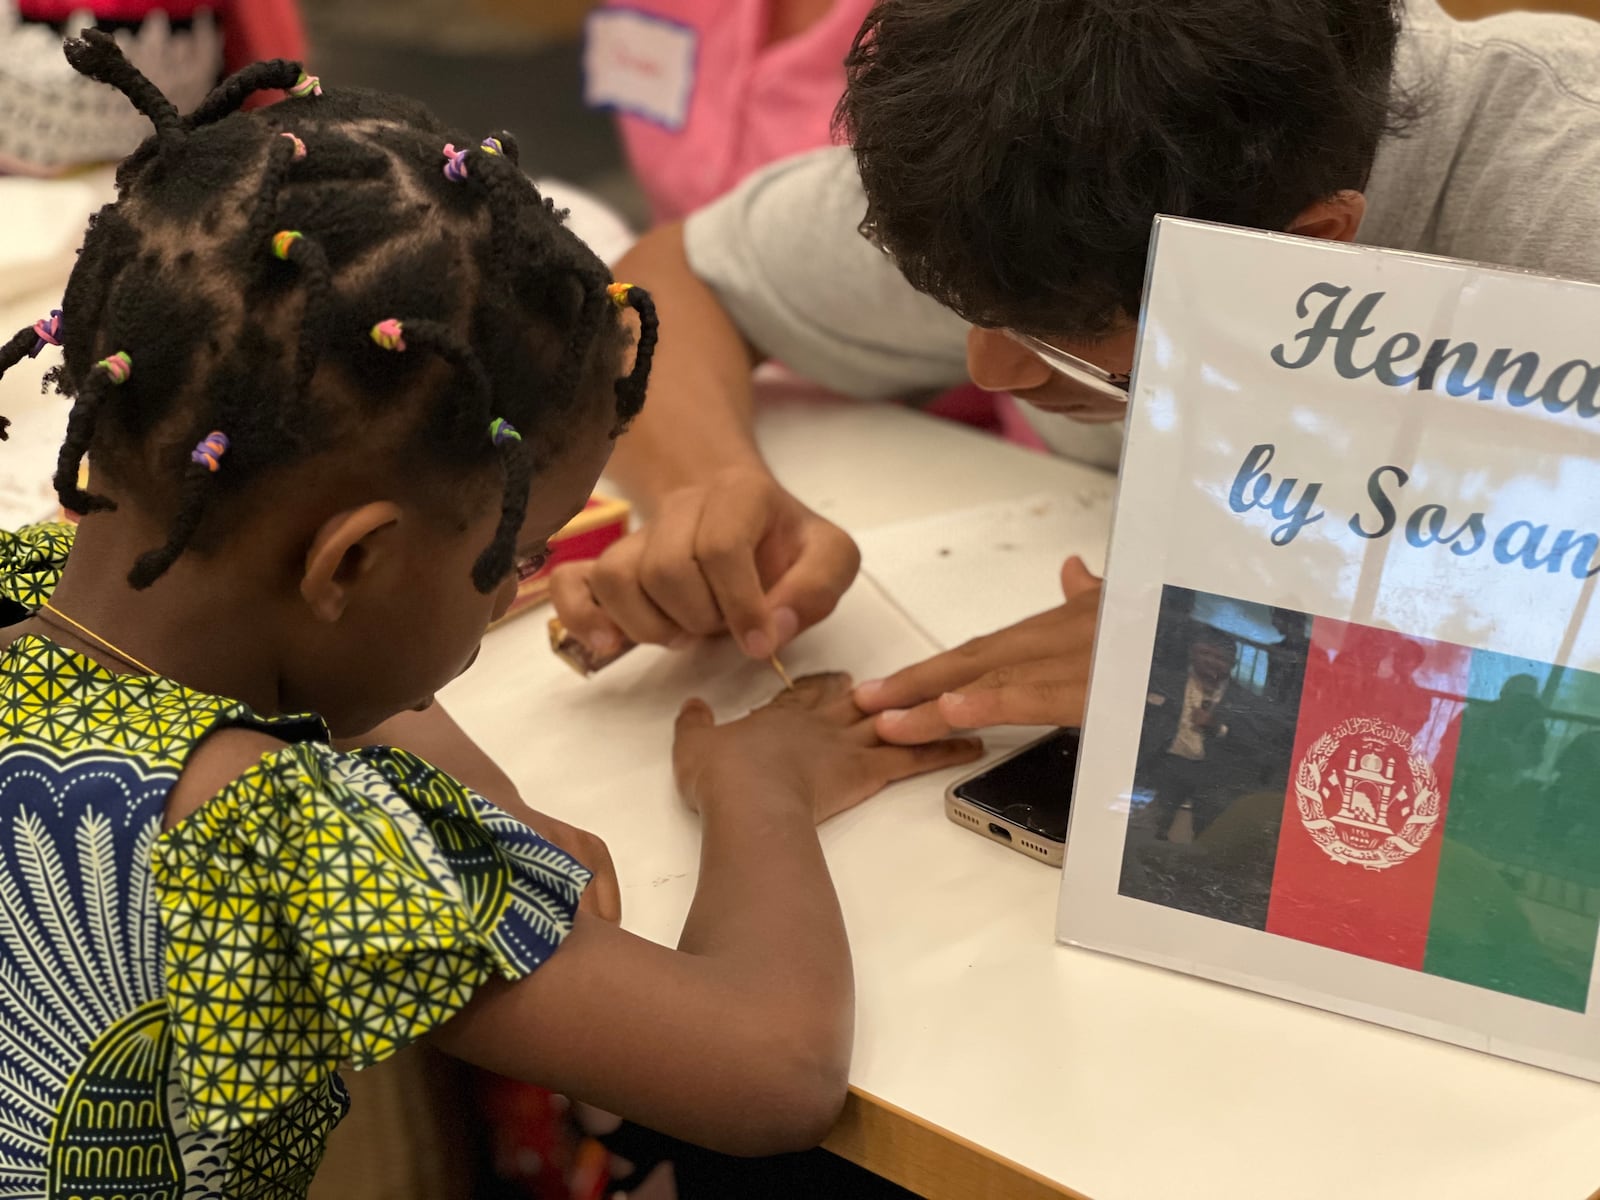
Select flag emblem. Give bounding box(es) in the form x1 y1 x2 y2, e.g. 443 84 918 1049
1294 718 1441 871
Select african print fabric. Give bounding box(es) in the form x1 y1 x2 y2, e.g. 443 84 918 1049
0 524 589 1197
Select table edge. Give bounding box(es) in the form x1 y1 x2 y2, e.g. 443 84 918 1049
824 1085 1093 1200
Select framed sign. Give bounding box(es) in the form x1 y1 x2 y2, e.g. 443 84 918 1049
1059 217 1600 1081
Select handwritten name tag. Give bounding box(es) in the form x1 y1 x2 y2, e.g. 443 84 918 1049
583 8 698 132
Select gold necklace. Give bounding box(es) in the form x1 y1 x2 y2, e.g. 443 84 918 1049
38 601 157 676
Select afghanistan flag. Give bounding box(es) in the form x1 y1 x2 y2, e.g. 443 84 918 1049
1120 588 1600 1012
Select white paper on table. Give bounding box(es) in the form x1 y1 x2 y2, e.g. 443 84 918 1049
443 566 1020 950
854 491 1112 651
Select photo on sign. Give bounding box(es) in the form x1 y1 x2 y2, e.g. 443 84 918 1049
1119 585 1600 1013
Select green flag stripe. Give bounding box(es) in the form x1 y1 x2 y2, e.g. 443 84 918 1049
1423 649 1600 1011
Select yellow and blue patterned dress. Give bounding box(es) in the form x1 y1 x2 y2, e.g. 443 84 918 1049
0 525 591 1198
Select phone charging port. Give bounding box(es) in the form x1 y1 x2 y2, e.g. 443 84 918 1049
987 823 1013 841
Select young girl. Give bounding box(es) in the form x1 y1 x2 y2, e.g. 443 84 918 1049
0 34 980 1197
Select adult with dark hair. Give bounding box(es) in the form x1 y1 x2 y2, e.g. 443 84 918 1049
551 0 1600 744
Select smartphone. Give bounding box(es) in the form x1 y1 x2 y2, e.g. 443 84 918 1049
944 728 1079 866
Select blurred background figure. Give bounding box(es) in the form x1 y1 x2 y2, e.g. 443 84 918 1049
584 0 870 223
0 0 306 175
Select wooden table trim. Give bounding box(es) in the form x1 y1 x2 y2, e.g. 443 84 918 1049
824 1087 1092 1200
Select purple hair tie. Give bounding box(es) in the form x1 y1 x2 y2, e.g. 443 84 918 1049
443 143 471 183
190 431 229 473
29 309 62 358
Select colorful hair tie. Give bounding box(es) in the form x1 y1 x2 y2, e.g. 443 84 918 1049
271 230 303 261
28 309 62 359
480 137 504 156
606 282 635 309
279 131 307 161
370 319 406 352
98 351 132 385
442 143 471 183
288 72 322 100
488 417 522 446
190 431 229 472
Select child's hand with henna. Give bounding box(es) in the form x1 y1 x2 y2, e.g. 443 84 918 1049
674 672 984 824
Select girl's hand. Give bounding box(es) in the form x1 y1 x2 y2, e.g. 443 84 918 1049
673 672 984 824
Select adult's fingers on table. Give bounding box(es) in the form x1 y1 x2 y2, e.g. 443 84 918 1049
940 673 1086 730
549 563 627 656
871 699 957 746
854 621 1066 714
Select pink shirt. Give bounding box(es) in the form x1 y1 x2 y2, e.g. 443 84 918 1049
591 0 873 224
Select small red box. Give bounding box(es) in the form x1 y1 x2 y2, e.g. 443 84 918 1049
494 493 629 627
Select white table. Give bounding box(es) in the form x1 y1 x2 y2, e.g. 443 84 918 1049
444 391 1600 1200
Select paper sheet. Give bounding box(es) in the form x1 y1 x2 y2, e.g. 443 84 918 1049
855 490 1113 651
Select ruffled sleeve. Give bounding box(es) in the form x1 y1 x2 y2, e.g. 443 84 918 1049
0 522 74 613
151 742 591 1133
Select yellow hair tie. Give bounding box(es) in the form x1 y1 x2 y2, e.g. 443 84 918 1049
271 230 303 261
606 282 634 309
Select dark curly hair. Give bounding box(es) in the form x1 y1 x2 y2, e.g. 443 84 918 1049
0 32 657 592
839 0 1415 338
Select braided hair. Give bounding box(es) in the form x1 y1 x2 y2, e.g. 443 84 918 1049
2 32 657 592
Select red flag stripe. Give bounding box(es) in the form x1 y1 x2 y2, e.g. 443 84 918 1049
1265 620 1469 967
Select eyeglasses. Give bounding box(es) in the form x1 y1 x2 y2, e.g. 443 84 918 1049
858 216 1131 404
1004 330 1131 404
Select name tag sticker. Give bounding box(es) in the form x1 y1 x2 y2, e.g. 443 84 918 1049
584 8 698 132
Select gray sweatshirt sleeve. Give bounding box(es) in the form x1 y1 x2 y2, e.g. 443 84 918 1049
683 146 972 401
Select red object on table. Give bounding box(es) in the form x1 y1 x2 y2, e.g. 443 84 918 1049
18 0 307 77
495 494 630 627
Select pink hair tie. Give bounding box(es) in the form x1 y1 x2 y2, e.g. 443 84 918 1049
370 319 406 352
29 309 62 358
190 431 229 473
442 143 471 183
280 131 307 161
288 72 322 100
98 351 132 385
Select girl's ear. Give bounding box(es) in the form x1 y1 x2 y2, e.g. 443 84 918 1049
299 501 404 623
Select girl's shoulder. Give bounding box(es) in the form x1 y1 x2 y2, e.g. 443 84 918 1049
149 738 592 1134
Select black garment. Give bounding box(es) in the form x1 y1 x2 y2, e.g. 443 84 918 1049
1137 669 1274 838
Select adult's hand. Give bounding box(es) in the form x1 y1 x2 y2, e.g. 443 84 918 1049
550 466 861 660
853 557 1102 744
